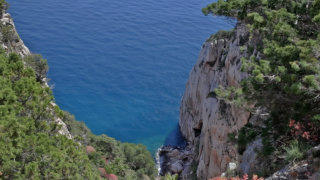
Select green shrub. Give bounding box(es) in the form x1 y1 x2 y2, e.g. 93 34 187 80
0 52 100 179
0 47 156 179
284 140 304 162
207 0 320 160
61 110 157 179
0 1 157 179
237 123 260 154
0 0 8 11
1 24 15 43
162 174 178 180
24 54 48 82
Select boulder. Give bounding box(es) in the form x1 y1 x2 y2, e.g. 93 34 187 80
106 174 118 180
98 168 118 180
158 145 194 177
170 161 183 174
86 146 95 154
98 168 107 177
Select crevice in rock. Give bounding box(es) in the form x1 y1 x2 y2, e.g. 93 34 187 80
205 61 215 67
239 33 249 46
219 100 228 116
207 91 217 98
199 60 204 68
193 122 203 137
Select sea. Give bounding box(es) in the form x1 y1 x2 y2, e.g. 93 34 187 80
8 0 235 154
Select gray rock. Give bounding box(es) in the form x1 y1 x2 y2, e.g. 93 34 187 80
240 138 263 174
158 145 194 177
0 12 30 57
179 23 251 179
170 161 183 174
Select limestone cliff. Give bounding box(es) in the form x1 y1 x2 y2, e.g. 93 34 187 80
178 23 251 179
0 11 30 57
171 22 320 180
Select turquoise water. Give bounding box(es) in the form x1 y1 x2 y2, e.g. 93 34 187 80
8 0 234 153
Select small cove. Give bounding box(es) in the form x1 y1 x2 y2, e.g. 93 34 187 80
8 0 235 153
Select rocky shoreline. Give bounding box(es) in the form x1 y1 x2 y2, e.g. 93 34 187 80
158 144 194 178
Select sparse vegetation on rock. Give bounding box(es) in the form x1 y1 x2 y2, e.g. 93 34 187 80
203 0 320 177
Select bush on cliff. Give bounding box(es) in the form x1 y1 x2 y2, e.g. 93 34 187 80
1 24 15 43
0 50 157 179
0 52 100 179
59 110 157 178
0 1 156 179
0 0 8 11
204 0 320 170
24 54 49 82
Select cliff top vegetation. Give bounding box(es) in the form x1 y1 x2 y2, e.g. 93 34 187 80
0 1 157 179
204 0 320 175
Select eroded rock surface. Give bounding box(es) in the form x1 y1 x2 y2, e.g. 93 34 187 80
239 138 263 175
0 11 30 57
159 145 194 178
178 23 251 179
169 22 320 179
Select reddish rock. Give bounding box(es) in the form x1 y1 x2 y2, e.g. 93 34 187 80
106 174 118 180
178 24 251 179
101 156 109 165
98 168 107 177
98 168 118 180
209 177 227 180
86 146 95 154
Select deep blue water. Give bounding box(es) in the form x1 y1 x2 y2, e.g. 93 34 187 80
8 0 234 153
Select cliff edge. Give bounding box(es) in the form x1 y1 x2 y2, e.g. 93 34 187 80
163 21 320 179
0 11 30 57
0 8 157 179
179 23 250 179
159 23 251 179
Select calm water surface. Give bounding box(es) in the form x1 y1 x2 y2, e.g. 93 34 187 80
8 0 234 153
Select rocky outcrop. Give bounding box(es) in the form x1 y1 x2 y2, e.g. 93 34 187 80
98 168 118 180
178 23 251 179
159 145 194 178
168 21 320 180
266 145 320 180
0 11 30 57
239 138 263 175
86 145 96 154
49 101 73 139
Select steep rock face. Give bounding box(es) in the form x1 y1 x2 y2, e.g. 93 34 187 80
0 11 30 57
179 24 250 179
239 138 263 174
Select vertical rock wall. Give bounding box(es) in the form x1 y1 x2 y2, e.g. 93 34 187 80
179 24 251 179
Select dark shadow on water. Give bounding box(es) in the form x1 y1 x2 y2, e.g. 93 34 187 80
164 123 187 148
